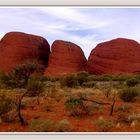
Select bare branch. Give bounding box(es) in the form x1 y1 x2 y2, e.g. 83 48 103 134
80 97 111 105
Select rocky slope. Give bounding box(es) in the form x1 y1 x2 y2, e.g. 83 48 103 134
0 32 50 72
87 38 140 75
45 40 87 76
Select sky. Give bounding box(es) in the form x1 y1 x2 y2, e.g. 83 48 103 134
0 7 140 58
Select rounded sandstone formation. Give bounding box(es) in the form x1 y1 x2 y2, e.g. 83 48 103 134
87 38 140 75
0 32 50 72
45 40 87 76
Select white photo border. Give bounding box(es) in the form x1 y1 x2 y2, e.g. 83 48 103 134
0 0 140 6
0 1 140 140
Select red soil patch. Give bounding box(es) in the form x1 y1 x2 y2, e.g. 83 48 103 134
0 97 140 132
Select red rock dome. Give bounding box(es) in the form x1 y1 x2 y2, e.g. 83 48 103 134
45 40 87 76
0 32 50 72
87 38 140 75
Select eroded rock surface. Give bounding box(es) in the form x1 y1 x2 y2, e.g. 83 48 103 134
45 40 87 76
87 38 140 75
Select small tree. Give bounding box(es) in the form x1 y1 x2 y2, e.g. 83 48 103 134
0 62 43 89
14 92 26 125
110 90 117 116
26 80 44 104
14 80 44 125
13 62 40 87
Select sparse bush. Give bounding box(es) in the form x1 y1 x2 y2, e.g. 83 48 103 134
112 75 131 81
26 80 44 97
44 81 57 98
135 74 140 80
0 94 13 115
64 97 95 116
29 119 55 132
85 74 131 82
120 87 139 102
116 113 139 124
87 75 97 81
0 72 10 88
87 75 112 81
1 110 18 123
56 119 72 132
64 98 84 116
111 81 125 89
21 98 36 109
26 80 44 105
116 104 132 113
101 75 113 81
82 81 96 88
93 118 114 132
103 88 112 98
126 78 139 87
0 72 20 89
60 74 79 88
76 71 89 85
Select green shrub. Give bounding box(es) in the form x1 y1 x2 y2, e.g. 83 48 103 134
87 75 97 81
0 72 20 88
56 119 72 132
29 119 55 132
112 75 131 81
120 87 139 102
64 98 85 116
60 74 79 88
100 74 113 81
86 74 132 82
82 81 96 88
87 74 113 81
64 97 95 116
126 78 139 87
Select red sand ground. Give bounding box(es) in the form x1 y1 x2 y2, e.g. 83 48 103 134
0 97 140 132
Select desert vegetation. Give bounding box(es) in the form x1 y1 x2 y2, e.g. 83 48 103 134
1 64 140 132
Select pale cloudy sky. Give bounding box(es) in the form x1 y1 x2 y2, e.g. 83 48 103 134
0 7 140 58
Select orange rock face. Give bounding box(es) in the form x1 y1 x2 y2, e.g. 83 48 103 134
45 40 87 76
0 32 50 72
87 38 140 75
